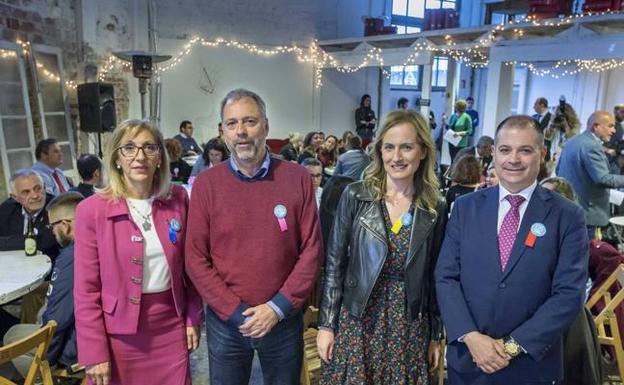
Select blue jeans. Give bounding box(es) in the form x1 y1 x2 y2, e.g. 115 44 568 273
205 307 303 385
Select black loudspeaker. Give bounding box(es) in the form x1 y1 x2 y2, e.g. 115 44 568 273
77 82 116 133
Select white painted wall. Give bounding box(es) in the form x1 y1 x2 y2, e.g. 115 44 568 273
516 65 623 130
155 38 315 144
318 68 379 136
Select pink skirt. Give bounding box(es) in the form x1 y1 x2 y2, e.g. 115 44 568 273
100 290 191 385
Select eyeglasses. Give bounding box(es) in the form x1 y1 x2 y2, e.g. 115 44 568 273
223 117 261 131
46 218 73 230
117 144 161 158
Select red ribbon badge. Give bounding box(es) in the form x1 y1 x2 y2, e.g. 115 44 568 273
525 232 537 247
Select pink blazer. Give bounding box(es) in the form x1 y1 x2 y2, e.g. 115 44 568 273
74 185 204 366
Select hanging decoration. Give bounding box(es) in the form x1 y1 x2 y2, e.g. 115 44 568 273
1 11 622 89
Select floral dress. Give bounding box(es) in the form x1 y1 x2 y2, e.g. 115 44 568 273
320 203 431 385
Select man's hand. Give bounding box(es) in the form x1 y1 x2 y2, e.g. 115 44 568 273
464 331 510 374
86 361 111 385
239 304 279 338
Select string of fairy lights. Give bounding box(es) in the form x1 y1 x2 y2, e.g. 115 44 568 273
2 41 78 90
2 10 623 89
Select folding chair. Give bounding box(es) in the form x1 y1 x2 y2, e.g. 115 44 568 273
52 363 87 385
300 306 320 385
587 264 624 381
0 320 56 385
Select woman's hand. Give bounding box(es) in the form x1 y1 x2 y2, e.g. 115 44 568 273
317 329 335 364
186 326 200 351
428 341 442 373
86 361 111 385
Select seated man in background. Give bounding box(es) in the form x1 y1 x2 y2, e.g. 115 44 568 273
31 138 72 197
453 135 494 177
174 120 203 157
302 158 323 208
3 192 82 378
0 169 60 324
0 169 59 259
334 135 370 180
69 154 102 198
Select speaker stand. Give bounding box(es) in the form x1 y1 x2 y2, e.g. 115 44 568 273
97 132 104 159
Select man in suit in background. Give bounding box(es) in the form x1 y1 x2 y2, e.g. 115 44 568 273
533 98 552 162
0 169 59 259
436 115 588 384
532 97 551 133
453 135 494 177
557 110 624 239
31 138 72 197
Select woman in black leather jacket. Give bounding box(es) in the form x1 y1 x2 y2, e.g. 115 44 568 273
317 110 447 384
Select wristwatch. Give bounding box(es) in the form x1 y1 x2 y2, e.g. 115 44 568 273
503 336 522 358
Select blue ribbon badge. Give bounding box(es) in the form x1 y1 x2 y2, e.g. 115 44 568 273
169 218 182 244
401 212 413 227
530 223 546 237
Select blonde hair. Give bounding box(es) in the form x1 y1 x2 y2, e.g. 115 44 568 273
98 119 171 200
455 99 467 113
288 132 303 142
363 110 440 211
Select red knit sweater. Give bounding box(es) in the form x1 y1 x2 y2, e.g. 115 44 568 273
185 158 323 322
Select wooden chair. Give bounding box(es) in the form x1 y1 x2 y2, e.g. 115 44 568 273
0 320 56 385
52 363 87 385
587 264 624 381
437 336 446 385
300 306 320 385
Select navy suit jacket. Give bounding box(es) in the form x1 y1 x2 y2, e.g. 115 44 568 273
435 185 588 384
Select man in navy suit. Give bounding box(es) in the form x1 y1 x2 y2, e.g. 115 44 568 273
436 115 588 384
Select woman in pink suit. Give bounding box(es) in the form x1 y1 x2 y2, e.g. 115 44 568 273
74 119 204 385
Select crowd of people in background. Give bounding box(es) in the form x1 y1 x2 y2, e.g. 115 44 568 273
1 87 624 385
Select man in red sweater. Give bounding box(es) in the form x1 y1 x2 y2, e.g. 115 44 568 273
185 88 323 385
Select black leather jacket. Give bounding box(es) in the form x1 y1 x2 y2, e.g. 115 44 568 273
318 181 447 340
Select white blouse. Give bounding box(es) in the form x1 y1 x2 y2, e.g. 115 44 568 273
127 197 171 293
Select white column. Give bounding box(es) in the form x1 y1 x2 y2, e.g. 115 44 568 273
420 52 433 118
440 58 459 166
482 61 515 139
444 58 458 118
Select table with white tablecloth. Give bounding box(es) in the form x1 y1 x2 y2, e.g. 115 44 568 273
0 251 51 305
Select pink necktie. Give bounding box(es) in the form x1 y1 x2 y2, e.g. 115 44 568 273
498 195 525 271
52 171 66 193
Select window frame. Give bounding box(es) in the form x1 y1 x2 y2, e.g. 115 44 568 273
391 0 458 34
431 56 449 91
31 44 77 177
0 40 37 200
390 65 422 90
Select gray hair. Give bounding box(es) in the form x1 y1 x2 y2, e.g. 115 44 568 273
9 169 44 193
220 88 267 122
477 135 494 148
